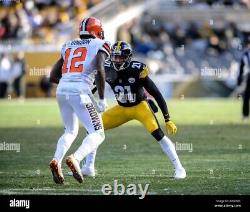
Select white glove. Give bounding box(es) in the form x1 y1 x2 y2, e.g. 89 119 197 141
97 99 108 112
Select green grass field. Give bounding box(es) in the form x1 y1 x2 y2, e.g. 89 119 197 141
0 98 250 195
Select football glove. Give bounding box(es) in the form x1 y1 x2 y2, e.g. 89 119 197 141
165 120 177 135
97 99 108 112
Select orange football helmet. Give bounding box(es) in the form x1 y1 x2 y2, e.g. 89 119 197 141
79 17 104 40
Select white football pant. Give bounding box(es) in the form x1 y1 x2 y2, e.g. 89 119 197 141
53 94 105 164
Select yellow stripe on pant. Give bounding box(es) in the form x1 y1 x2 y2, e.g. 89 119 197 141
102 101 159 133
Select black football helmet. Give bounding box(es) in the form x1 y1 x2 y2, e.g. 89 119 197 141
111 41 132 71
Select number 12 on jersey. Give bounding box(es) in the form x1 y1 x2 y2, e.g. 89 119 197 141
62 47 87 74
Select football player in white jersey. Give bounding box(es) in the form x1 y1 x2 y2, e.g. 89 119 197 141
49 17 111 184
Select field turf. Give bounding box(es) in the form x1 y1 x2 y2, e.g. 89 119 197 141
0 98 249 195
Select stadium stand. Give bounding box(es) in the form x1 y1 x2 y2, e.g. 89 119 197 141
0 0 250 97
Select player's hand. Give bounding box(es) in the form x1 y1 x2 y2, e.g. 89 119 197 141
165 120 177 135
97 99 108 112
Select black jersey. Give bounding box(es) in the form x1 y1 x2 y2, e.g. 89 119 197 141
104 59 150 107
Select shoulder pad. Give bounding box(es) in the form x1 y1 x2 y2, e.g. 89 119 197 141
129 61 149 78
139 64 149 79
129 61 145 70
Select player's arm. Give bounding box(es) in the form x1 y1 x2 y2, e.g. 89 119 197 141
142 76 170 121
49 57 63 84
95 51 107 99
94 51 109 112
140 67 177 135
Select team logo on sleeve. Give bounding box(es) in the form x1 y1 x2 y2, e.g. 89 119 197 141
128 78 135 83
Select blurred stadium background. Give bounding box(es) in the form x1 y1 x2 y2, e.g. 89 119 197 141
1 0 250 196
0 0 250 99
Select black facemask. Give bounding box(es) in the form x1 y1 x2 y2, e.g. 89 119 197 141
111 54 131 71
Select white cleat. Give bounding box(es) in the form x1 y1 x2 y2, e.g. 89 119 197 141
81 166 96 177
174 167 186 179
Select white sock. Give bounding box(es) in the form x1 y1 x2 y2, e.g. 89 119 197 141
54 132 77 164
84 149 97 170
74 132 104 162
159 136 183 170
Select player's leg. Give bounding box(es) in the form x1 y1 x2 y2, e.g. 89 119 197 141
135 101 186 179
243 77 250 118
82 104 131 176
102 104 132 130
81 148 97 177
65 94 105 182
50 94 79 184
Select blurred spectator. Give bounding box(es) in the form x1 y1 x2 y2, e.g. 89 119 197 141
207 35 223 55
0 0 103 44
12 53 26 98
171 25 186 48
0 10 21 40
186 22 202 43
0 54 11 98
87 0 102 9
242 0 250 8
118 9 250 80
116 20 136 46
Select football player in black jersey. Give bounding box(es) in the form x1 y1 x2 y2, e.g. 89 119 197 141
83 41 186 179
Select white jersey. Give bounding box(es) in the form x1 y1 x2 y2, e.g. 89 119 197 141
56 38 110 95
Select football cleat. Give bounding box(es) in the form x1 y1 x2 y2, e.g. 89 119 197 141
81 166 96 177
66 155 83 183
49 159 64 184
174 167 186 179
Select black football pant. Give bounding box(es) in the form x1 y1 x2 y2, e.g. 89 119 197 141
13 76 22 97
0 82 8 98
243 76 250 117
